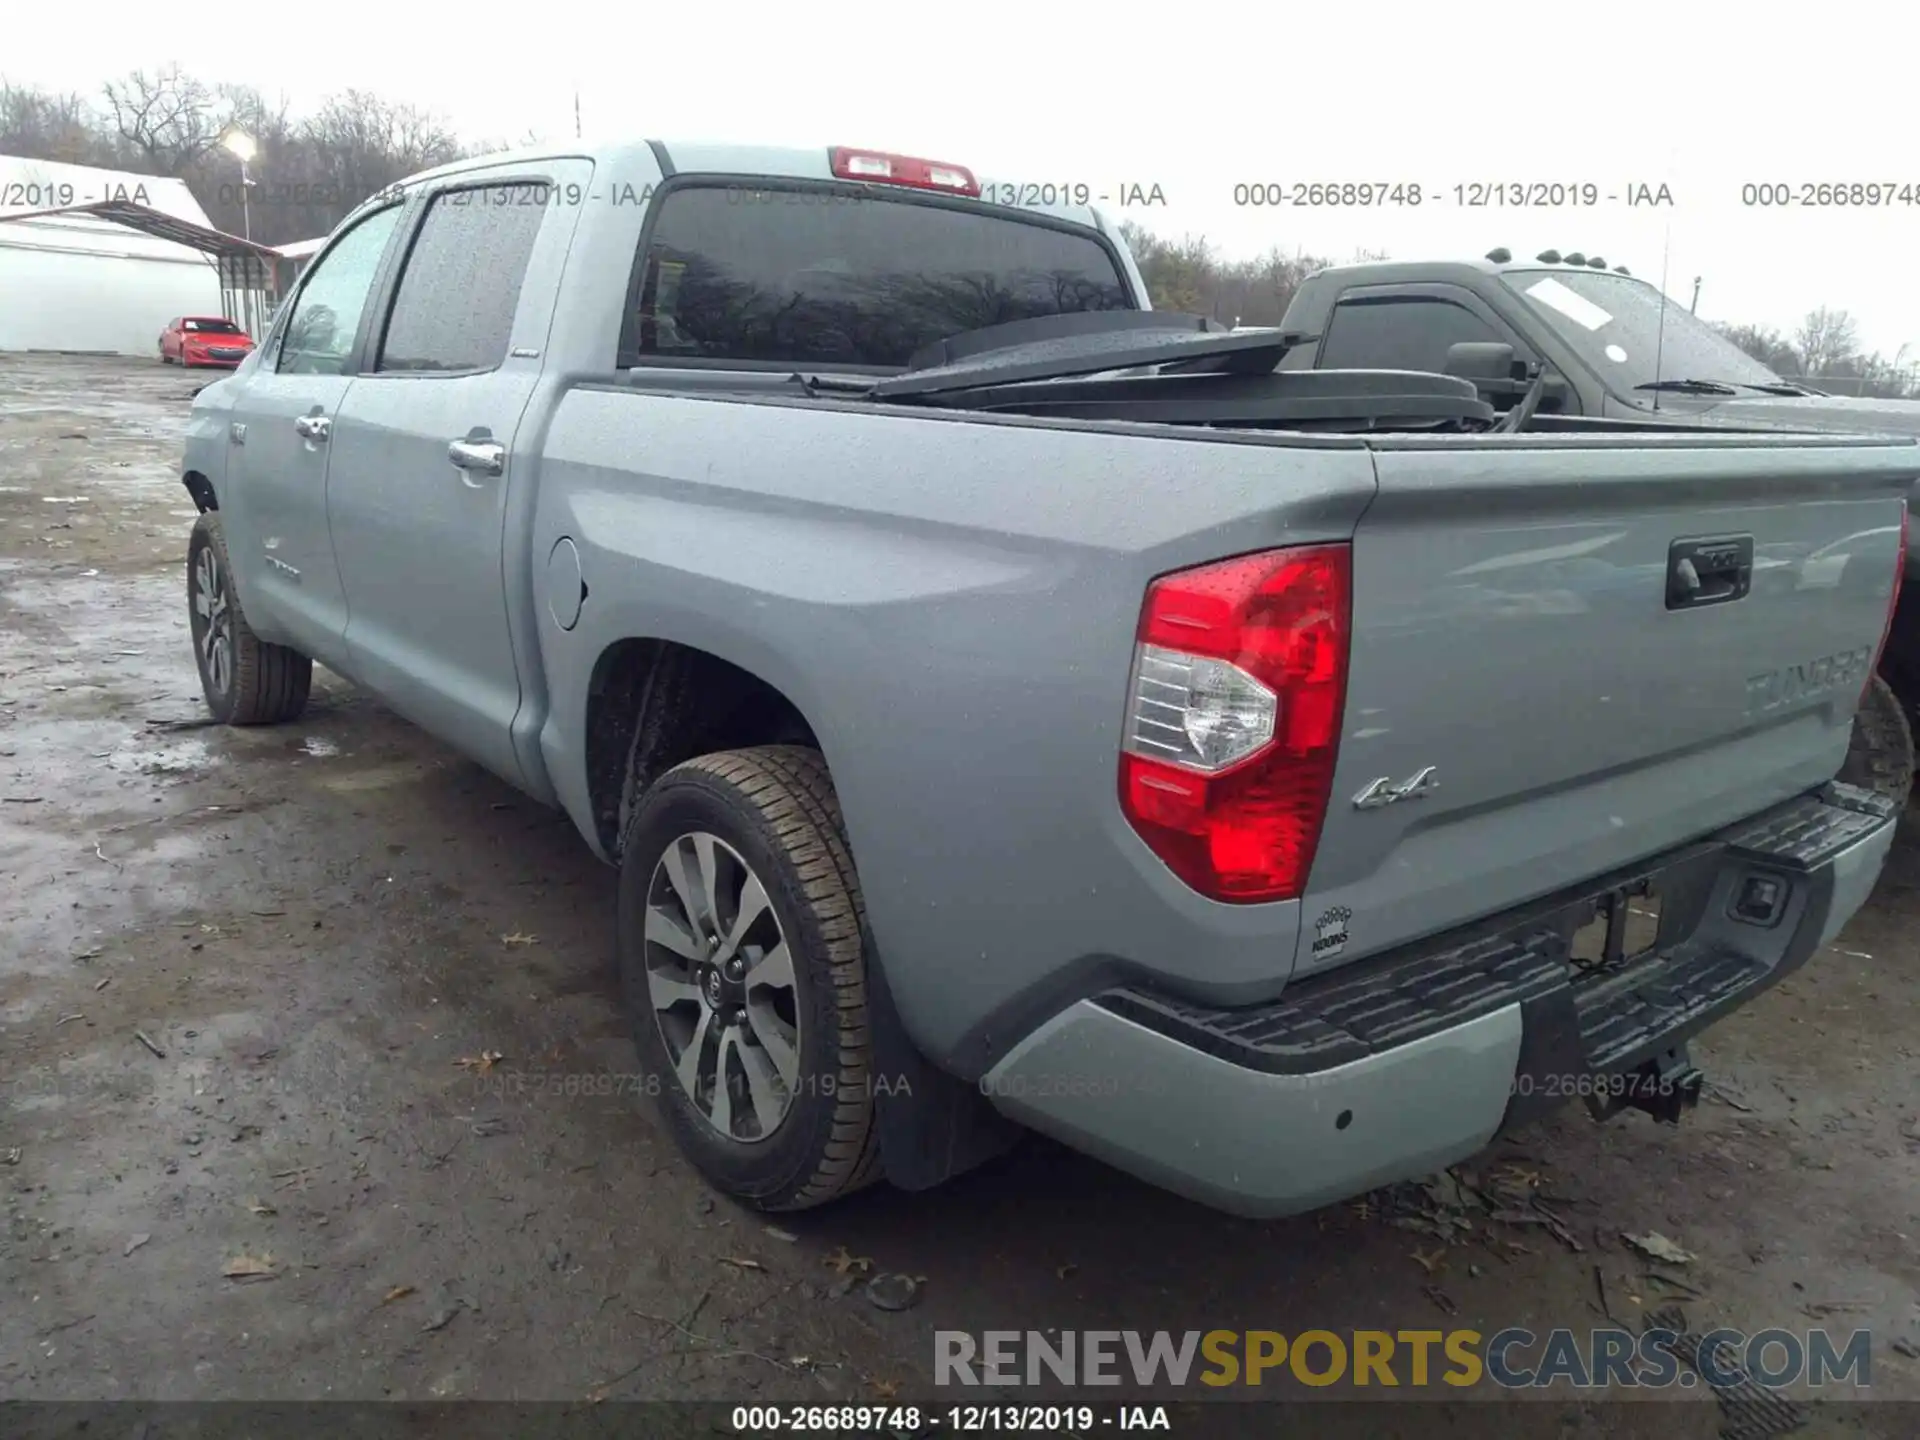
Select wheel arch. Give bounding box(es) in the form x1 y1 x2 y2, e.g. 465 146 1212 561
584 636 820 864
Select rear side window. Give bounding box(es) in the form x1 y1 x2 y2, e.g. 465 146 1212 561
377 184 548 373
627 184 1133 368
1318 296 1505 373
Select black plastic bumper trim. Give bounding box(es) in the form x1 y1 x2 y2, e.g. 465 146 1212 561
1091 782 1893 1092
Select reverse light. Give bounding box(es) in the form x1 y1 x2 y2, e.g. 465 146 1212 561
1865 501 1908 701
1119 545 1352 903
828 147 980 197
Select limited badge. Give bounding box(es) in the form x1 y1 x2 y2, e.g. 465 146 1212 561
1312 906 1352 959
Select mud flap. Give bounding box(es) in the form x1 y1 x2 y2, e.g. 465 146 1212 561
862 923 1025 1191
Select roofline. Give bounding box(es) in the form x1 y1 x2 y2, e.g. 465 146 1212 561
0 199 283 258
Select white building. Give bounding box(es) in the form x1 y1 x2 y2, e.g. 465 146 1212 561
0 154 227 357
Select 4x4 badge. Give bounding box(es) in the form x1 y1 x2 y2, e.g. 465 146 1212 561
1352 766 1439 810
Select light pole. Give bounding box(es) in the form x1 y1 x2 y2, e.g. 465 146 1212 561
221 130 257 241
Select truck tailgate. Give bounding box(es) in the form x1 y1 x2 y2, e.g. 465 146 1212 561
1294 435 1912 976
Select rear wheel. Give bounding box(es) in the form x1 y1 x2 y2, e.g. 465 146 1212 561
187 512 312 725
617 746 882 1211
1838 673 1914 805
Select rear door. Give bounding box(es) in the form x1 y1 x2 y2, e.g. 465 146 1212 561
325 165 589 787
1293 436 1910 975
220 201 407 662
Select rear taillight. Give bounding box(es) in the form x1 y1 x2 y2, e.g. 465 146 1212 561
828 147 979 197
1866 501 1908 700
1118 545 1352 903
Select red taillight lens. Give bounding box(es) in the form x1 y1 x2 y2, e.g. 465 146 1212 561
828 147 979 197
1866 501 1908 700
1118 545 1352 903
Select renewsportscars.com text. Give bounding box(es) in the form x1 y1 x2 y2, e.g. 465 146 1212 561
935 1327 1872 1390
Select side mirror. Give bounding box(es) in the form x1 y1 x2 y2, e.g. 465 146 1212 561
1444 341 1523 390
1445 342 1569 411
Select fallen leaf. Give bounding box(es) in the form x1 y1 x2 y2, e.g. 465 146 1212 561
1622 1232 1695 1265
824 1245 873 1276
763 1225 799 1244
870 1379 901 1400
501 932 538 947
382 1285 416 1305
244 1200 276 1216
221 1254 277 1281
720 1256 766 1272
422 1303 459 1331
1411 1247 1447 1276
124 1233 151 1256
454 1050 505 1072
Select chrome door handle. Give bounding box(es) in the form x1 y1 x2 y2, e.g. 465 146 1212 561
448 438 505 476
293 414 330 441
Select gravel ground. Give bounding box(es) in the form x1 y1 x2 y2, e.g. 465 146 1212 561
2 354 1916 1434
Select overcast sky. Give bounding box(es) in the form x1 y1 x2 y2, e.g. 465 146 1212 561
8 1 1915 358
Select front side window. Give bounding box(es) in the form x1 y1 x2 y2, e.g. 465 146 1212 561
275 204 405 376
628 184 1134 368
1318 296 1506 373
377 183 549 373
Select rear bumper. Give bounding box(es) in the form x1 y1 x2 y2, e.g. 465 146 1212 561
980 782 1896 1217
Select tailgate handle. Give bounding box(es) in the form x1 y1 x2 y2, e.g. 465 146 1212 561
1666 535 1753 610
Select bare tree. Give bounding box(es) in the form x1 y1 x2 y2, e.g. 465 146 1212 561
101 66 221 175
0 81 103 165
1795 306 1861 378
1713 321 1802 376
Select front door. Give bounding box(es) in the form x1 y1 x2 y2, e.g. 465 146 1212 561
220 201 406 664
324 173 578 787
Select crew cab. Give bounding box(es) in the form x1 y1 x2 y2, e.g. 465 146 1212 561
1278 251 1920 803
173 142 1913 1218
159 315 255 367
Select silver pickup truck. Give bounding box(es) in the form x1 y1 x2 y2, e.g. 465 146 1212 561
177 138 1912 1219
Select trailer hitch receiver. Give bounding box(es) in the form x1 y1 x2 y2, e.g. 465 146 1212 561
1586 1045 1705 1126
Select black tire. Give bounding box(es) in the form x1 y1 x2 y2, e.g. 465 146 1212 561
186 512 312 725
1838 673 1915 805
617 745 882 1211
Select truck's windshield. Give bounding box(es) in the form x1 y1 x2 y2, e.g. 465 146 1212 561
628 184 1136 369
1502 268 1788 394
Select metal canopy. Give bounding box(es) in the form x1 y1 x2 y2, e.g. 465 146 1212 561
0 198 282 259
0 199 288 338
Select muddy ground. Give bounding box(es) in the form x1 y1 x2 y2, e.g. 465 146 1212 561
2 354 1917 1433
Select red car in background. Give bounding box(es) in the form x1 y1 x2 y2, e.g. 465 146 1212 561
158 316 256 368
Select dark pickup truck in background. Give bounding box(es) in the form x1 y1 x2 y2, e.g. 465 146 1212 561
1277 251 1920 803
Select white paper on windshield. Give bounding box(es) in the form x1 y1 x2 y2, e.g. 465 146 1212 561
1526 277 1614 332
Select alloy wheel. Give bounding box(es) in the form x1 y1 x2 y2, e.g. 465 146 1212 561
643 831 801 1143
192 541 234 698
